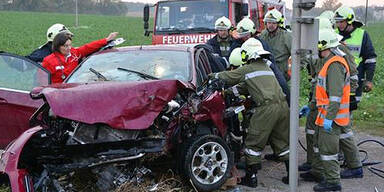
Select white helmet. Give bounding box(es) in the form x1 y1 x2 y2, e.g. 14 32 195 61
46 23 73 42
236 17 256 38
318 29 340 51
263 9 284 26
240 38 270 62
319 10 335 24
215 16 232 30
317 16 333 30
229 48 243 67
334 6 355 24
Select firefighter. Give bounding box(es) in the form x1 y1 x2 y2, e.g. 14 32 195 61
310 28 352 192
206 16 235 61
299 17 361 175
231 17 290 105
26 23 73 63
210 38 290 187
299 17 362 183
334 6 377 107
260 8 292 81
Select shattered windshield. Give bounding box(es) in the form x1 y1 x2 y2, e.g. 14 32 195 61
66 50 191 83
155 0 228 33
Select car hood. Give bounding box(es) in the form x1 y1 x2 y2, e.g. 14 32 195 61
31 80 190 130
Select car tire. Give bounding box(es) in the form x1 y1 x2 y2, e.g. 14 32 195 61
183 135 233 192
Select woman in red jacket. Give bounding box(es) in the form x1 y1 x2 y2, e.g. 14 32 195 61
42 31 118 83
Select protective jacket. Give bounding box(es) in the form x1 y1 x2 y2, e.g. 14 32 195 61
26 42 52 63
42 39 107 83
315 55 350 127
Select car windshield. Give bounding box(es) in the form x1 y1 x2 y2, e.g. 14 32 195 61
156 0 228 33
67 50 191 83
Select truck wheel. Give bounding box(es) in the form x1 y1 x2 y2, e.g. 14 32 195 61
183 135 233 191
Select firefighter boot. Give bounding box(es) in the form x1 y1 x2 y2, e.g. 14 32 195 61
241 164 258 188
282 161 289 184
313 181 342 191
340 167 363 179
299 162 312 172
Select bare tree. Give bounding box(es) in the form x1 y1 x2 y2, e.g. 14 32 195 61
321 0 342 11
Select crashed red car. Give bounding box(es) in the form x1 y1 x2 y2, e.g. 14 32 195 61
0 45 236 191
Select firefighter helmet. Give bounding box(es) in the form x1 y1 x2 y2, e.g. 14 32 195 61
319 10 335 24
47 23 73 42
263 9 284 25
229 48 243 67
240 38 270 62
215 16 232 30
318 29 340 51
334 6 355 24
236 17 256 37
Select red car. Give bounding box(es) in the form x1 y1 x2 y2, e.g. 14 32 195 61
0 45 236 191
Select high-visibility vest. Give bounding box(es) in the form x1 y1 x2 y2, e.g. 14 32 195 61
315 56 350 127
337 28 364 65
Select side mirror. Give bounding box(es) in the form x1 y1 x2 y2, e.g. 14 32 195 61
242 3 248 16
143 4 152 36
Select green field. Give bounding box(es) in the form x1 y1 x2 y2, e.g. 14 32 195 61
0 11 383 132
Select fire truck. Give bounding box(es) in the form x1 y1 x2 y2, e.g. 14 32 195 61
143 0 286 45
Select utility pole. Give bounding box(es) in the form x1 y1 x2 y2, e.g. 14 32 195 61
365 0 369 26
75 0 79 27
290 0 318 191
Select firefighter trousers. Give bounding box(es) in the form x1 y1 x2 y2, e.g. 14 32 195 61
245 101 290 166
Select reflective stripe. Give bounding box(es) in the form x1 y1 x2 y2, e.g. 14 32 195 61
319 112 349 119
263 59 272 67
215 73 219 79
245 148 262 156
340 131 354 139
351 75 358 80
340 104 349 109
317 76 326 87
313 147 319 153
279 150 290 156
306 129 315 135
222 57 230 68
231 86 240 97
320 154 339 161
330 96 341 102
365 58 376 63
55 65 64 70
245 71 274 80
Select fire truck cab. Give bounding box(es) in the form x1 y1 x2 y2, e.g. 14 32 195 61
143 0 285 45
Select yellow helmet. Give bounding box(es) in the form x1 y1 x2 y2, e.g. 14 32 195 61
318 29 340 51
236 17 256 37
229 48 243 67
334 6 355 24
240 38 270 62
263 9 284 25
215 16 232 30
46 23 73 42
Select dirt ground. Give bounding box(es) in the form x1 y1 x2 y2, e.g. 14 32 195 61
233 127 384 192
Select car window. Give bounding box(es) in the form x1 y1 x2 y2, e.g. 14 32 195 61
67 50 191 83
0 53 50 91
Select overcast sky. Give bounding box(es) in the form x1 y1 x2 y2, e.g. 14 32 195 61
122 0 384 9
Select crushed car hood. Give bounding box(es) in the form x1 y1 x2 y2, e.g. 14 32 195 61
31 80 188 130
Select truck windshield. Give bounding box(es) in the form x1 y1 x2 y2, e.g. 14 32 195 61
155 0 229 34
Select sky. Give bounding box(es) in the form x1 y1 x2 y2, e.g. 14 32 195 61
122 0 384 9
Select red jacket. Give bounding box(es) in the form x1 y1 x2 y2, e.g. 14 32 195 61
42 38 107 83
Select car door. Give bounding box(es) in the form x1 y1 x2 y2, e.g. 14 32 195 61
0 52 50 148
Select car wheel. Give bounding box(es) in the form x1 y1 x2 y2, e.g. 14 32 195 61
183 135 233 192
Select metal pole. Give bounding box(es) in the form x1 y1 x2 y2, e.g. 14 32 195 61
289 0 301 191
365 0 369 26
75 0 79 27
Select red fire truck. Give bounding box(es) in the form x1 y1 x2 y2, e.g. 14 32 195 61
143 0 286 45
